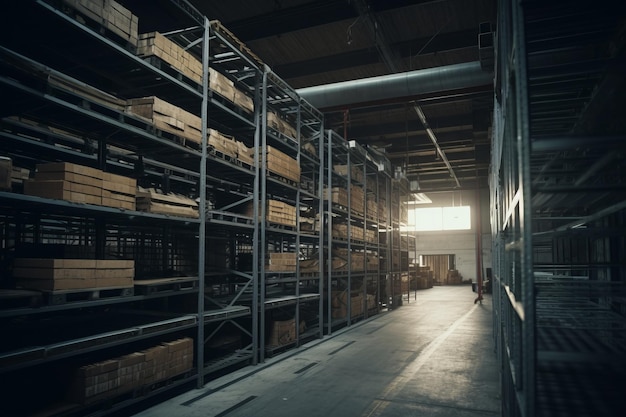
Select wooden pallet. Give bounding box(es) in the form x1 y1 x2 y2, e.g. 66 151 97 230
42 286 134 305
266 171 298 187
133 277 198 295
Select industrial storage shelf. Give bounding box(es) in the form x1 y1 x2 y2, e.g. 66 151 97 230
203 305 251 323
0 192 201 224
491 1 626 416
0 313 197 373
0 281 199 319
0 1 269 411
0 0 204 111
203 351 253 376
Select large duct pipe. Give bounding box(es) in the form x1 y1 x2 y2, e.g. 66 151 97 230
297 61 493 109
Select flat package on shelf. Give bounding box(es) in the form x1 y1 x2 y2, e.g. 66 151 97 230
24 162 136 210
244 199 297 227
208 128 254 166
126 96 202 146
136 31 253 112
136 186 199 218
13 258 135 291
62 0 139 46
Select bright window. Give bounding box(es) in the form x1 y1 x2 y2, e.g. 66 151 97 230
409 206 471 231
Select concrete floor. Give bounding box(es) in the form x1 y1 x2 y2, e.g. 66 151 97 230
136 286 501 417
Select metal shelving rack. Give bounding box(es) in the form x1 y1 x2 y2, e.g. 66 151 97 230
388 173 410 307
491 1 626 416
323 131 391 334
257 70 324 361
0 0 267 414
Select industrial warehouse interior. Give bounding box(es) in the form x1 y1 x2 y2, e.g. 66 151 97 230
0 0 624 416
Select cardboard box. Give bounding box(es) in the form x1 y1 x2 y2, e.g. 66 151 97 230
266 252 297 272
269 318 296 346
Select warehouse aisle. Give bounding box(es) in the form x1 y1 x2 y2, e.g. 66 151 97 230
135 286 500 417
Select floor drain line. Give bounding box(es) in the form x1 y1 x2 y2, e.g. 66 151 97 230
214 395 258 417
294 362 318 374
328 340 356 355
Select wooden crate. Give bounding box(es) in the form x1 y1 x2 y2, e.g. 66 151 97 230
267 111 297 139
350 184 364 214
126 96 202 145
136 187 199 218
208 128 238 158
210 67 236 101
268 318 296 346
13 258 134 291
324 187 348 207
234 88 254 113
262 146 300 183
62 0 139 46
137 31 203 84
334 164 364 182
267 200 297 226
243 199 297 226
266 252 297 272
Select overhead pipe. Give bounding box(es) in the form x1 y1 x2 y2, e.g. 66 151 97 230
296 61 493 110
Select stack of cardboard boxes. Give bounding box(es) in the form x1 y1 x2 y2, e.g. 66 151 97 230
262 146 300 183
266 252 297 272
68 338 193 404
24 163 136 210
13 258 134 292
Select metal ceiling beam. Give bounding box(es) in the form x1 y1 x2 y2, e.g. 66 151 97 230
274 29 479 79
220 0 437 42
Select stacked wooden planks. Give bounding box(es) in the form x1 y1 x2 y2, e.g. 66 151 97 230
136 31 253 112
266 199 297 226
243 199 297 226
101 172 136 210
208 128 254 165
135 187 199 218
24 162 136 209
13 259 134 291
126 96 202 146
137 31 203 84
267 111 297 139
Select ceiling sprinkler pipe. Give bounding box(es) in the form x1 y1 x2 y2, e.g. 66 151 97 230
296 61 493 109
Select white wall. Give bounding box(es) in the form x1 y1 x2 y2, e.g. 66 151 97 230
409 188 492 282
